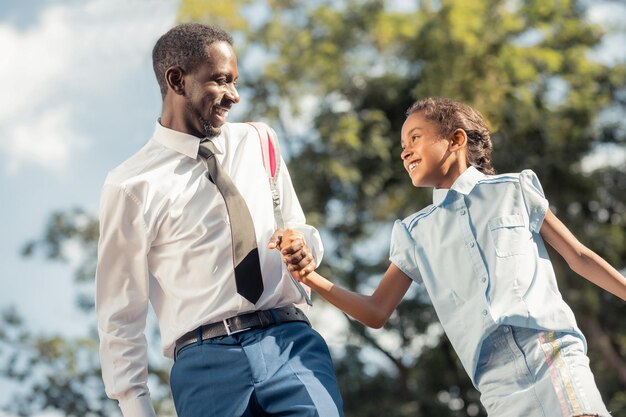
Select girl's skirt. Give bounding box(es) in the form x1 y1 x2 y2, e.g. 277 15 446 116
475 325 611 417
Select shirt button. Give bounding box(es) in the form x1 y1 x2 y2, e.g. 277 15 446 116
460 209 466 215
469 242 475 248
481 277 487 283
503 327 510 333
482 309 488 316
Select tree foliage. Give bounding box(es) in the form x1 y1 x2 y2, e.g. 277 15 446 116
1 210 175 416
4 1 625 416
179 1 626 415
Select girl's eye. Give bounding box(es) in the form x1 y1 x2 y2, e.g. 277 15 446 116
411 135 419 142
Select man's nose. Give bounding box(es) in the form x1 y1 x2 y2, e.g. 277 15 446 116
226 83 240 104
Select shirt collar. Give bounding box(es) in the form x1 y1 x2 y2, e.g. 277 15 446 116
152 120 224 158
432 166 485 206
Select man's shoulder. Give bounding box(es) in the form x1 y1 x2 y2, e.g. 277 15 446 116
222 122 251 135
224 121 276 140
104 140 163 188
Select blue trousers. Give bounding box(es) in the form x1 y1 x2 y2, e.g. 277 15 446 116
170 321 344 417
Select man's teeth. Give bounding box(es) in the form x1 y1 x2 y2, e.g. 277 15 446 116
409 162 418 171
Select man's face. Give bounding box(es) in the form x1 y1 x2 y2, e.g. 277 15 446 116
182 41 240 138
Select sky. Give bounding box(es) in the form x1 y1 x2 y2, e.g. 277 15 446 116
0 0 179 412
0 0 625 415
0 0 179 335
0 1 347 413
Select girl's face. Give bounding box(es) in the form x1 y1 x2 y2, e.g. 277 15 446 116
400 112 461 189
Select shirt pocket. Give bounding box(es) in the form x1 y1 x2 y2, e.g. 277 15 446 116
488 214 528 257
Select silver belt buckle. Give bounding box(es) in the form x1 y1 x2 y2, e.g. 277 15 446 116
223 317 251 336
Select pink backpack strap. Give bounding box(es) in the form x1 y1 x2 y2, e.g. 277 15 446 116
246 122 313 307
246 122 284 228
246 122 280 181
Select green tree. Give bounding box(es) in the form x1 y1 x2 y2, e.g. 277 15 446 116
1 210 176 416
4 1 625 416
177 0 626 415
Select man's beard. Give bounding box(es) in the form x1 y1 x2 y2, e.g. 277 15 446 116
186 96 220 138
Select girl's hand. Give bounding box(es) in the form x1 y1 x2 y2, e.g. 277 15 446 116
268 229 317 278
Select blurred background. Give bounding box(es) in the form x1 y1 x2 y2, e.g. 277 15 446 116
1 0 625 416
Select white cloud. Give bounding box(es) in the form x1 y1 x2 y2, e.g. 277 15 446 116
4 106 86 173
0 0 177 174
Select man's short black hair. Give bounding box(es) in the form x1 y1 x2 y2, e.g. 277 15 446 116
152 23 233 97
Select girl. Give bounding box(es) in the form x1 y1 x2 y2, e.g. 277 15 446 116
281 97 626 417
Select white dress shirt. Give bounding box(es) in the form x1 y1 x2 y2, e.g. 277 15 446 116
95 121 323 417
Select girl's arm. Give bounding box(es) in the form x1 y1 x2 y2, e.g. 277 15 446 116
299 264 413 328
540 208 626 301
276 229 413 327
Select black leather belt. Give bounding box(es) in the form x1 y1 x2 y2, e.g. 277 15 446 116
174 306 310 359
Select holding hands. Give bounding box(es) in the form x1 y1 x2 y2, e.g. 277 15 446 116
268 229 316 278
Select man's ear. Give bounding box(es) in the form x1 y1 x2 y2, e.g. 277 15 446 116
449 128 467 151
165 66 185 95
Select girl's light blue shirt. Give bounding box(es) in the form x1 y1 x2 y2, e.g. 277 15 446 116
390 166 583 385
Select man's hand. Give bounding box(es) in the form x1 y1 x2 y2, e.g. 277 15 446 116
267 228 285 251
268 229 316 278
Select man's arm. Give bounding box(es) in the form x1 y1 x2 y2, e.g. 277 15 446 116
540 208 626 301
95 184 157 417
274 157 324 265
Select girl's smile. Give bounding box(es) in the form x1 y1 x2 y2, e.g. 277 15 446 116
407 160 420 172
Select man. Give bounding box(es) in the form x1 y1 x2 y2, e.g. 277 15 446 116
96 23 344 417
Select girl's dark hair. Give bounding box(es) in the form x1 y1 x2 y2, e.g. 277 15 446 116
406 97 495 175
152 23 233 98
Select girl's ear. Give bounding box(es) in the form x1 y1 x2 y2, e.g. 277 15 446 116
449 128 467 151
165 66 186 96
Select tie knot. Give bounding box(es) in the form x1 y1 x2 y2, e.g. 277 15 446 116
199 140 220 158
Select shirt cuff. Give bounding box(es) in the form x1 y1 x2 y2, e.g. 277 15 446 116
119 393 157 417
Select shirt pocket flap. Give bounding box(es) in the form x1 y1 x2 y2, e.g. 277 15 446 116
488 214 528 257
488 214 524 231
